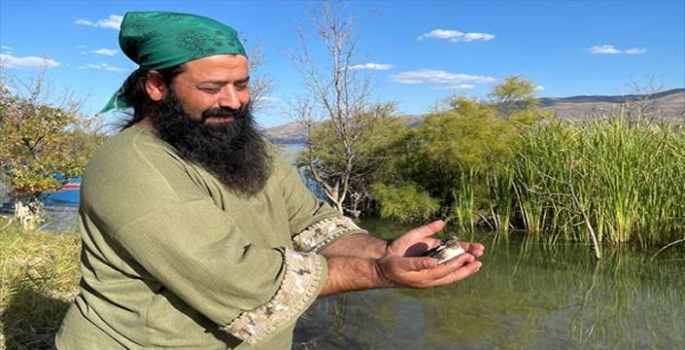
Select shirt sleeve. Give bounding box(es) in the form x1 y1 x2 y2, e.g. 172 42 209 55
222 248 325 344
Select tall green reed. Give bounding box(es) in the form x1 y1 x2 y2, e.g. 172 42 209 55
447 112 684 247
506 114 685 245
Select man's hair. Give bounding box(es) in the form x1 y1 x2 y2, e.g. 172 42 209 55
119 65 186 129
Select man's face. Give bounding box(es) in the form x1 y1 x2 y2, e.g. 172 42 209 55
146 54 271 198
169 54 251 124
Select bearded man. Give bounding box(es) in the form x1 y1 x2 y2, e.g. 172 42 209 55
56 11 484 350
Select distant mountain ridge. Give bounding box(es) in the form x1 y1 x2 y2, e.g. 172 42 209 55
263 88 685 144
539 88 684 121
539 88 684 105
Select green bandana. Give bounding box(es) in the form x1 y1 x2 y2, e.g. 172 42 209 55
101 11 247 113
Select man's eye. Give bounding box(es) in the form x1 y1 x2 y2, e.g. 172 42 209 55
199 87 220 94
236 83 248 91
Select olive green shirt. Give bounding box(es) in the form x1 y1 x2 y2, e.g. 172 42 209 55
56 125 365 349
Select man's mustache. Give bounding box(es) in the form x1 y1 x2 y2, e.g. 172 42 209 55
201 107 244 122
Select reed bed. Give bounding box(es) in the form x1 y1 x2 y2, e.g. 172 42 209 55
453 115 685 246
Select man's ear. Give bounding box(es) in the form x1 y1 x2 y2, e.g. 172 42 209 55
145 71 168 102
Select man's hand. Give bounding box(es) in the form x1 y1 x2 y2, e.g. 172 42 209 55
375 220 484 289
385 220 446 257
320 220 485 295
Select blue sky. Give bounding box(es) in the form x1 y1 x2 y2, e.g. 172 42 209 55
1 0 684 128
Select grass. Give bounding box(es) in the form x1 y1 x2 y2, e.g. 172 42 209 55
0 217 80 350
448 115 685 247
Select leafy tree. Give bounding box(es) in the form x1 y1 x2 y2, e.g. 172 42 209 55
406 97 516 210
489 75 552 124
489 75 538 115
369 183 440 222
297 102 409 217
0 68 105 224
370 76 550 222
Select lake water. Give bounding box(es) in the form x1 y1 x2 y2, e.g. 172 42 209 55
39 189 79 232
294 224 685 349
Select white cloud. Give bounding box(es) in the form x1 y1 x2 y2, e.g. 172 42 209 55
78 63 125 71
347 63 394 70
1 45 12 51
436 84 475 90
91 48 118 56
587 45 647 55
587 45 621 54
391 69 495 85
75 19 95 26
624 47 647 54
77 44 86 49
417 29 494 42
0 53 60 68
535 85 545 91
75 15 123 29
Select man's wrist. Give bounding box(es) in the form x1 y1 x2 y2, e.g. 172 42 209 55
372 257 395 289
321 256 388 295
372 236 390 258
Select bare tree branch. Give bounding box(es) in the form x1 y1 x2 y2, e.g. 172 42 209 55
287 2 379 217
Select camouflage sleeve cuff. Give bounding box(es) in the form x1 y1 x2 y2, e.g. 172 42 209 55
221 249 326 345
292 216 368 253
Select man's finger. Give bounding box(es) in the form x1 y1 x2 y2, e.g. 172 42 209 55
403 220 445 240
413 253 475 280
460 242 485 258
427 260 483 287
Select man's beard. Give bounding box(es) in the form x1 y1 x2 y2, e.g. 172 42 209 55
150 92 272 197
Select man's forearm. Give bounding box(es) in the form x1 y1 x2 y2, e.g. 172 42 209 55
321 232 388 258
319 256 390 296
318 234 390 296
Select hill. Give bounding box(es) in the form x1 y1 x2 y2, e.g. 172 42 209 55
263 88 685 144
539 88 684 121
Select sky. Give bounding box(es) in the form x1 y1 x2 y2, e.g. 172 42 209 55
1 0 684 129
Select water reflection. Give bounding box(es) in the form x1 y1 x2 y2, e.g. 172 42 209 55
295 228 685 349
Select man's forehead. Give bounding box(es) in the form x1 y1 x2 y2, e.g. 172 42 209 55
180 55 249 80
184 55 248 70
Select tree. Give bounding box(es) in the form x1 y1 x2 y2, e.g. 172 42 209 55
405 96 516 211
489 75 550 123
0 67 105 227
624 74 665 124
370 77 550 222
289 2 393 218
298 103 409 217
242 40 275 111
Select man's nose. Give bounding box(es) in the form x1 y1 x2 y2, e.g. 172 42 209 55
217 86 242 110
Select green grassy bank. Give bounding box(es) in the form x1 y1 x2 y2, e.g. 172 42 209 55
0 218 80 350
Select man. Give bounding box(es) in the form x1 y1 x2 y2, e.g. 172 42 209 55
56 11 484 349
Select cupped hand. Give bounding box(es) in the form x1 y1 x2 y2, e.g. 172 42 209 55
377 220 485 289
374 252 482 289
386 220 486 258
